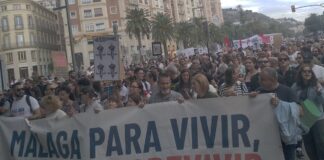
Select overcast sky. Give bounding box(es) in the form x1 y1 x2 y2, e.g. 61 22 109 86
221 0 324 21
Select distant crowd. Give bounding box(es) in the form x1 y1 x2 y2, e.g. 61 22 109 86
1 39 324 160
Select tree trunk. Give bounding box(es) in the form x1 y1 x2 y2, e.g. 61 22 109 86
137 34 143 64
163 41 168 61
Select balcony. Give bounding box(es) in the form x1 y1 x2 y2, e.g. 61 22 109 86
1 42 60 51
15 24 24 30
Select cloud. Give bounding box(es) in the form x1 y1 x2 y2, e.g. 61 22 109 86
221 0 324 21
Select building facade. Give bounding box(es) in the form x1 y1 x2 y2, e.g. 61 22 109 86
61 0 223 70
0 0 64 83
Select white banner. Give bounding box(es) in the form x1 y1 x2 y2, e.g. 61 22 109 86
0 95 284 160
233 34 275 49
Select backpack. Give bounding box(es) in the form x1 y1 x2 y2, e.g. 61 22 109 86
9 95 33 113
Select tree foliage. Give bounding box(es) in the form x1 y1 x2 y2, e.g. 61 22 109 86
125 8 150 61
304 13 324 34
151 13 174 59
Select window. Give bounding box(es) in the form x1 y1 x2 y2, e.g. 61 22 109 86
19 67 29 79
94 8 103 17
3 34 10 48
89 51 94 64
7 69 14 83
68 0 76 5
31 51 36 62
18 51 27 62
145 0 148 4
87 39 93 44
70 11 76 18
16 33 24 47
81 0 92 4
14 16 24 29
96 23 104 31
13 4 21 10
6 53 13 64
28 15 34 28
1 17 8 31
38 51 41 62
110 6 117 14
93 0 101 2
26 5 31 10
72 25 78 34
1 6 7 11
85 24 94 32
30 32 35 46
84 9 92 18
112 20 118 27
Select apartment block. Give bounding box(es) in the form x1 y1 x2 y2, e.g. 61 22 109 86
0 0 65 83
60 0 223 69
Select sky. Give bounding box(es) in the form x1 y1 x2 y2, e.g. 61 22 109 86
221 0 324 21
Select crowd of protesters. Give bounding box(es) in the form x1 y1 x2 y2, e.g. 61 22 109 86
0 39 324 160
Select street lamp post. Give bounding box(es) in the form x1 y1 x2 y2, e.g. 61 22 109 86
291 3 324 12
54 0 77 71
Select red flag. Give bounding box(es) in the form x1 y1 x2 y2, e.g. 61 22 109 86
224 36 231 48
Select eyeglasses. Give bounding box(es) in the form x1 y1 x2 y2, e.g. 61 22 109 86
279 58 289 62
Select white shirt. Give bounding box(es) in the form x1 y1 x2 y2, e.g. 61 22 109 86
79 100 104 113
11 95 40 118
120 85 129 104
45 109 67 120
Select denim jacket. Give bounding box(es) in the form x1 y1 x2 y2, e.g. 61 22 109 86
275 100 303 145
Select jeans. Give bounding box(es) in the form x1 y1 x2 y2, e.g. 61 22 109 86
282 143 296 160
303 119 324 160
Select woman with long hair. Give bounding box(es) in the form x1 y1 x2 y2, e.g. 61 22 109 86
244 56 258 92
126 80 145 107
219 67 248 97
291 64 324 160
175 69 192 99
191 73 217 99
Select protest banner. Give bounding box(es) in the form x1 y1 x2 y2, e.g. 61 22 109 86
0 95 284 160
93 36 123 81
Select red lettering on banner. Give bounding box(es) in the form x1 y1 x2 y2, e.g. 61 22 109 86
148 158 161 160
167 156 182 160
245 153 261 160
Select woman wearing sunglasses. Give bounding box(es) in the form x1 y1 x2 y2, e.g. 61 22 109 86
291 64 324 160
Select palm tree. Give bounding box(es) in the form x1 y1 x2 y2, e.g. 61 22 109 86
125 8 150 63
151 13 174 59
174 21 194 48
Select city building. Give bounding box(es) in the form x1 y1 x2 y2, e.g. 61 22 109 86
165 0 223 25
0 0 64 83
61 0 223 70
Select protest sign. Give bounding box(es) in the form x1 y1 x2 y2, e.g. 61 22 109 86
93 36 122 81
0 95 284 160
